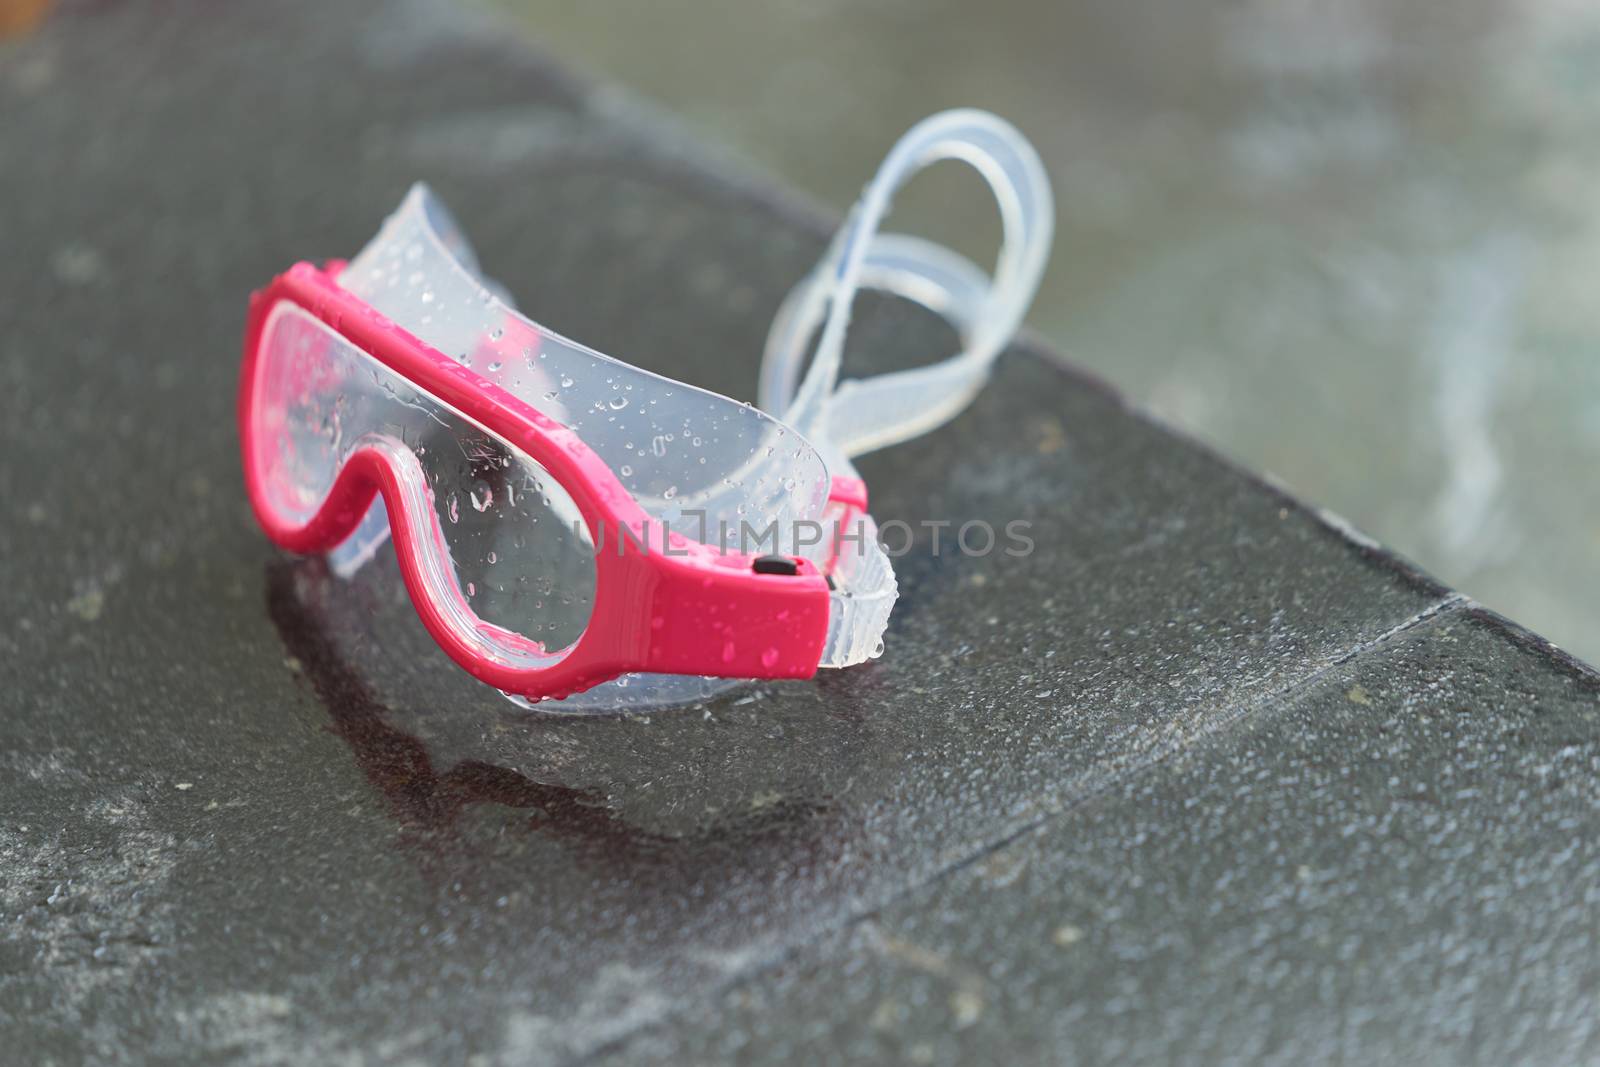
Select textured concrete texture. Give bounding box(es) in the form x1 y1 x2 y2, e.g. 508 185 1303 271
1 2 1596 1065
609 611 1600 1065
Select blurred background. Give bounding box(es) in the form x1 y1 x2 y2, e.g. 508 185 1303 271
490 0 1598 665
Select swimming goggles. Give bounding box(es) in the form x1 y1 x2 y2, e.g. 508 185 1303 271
239 109 1051 705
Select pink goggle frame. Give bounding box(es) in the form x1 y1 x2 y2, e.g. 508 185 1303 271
240 257 870 701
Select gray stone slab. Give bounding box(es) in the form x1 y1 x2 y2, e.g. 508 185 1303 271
0 2 1587 1065
610 609 1600 1066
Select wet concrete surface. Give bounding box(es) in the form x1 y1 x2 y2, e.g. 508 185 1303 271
610 609 1600 1065
1 2 1596 1064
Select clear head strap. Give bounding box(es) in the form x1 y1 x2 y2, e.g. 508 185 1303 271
759 109 1054 471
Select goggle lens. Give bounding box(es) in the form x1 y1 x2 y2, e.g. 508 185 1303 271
252 301 597 660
